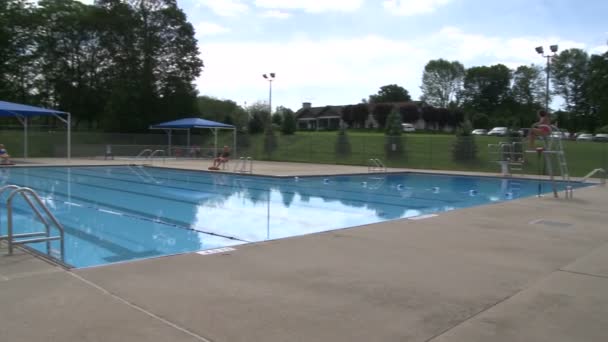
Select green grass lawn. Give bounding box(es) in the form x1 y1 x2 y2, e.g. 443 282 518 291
239 131 608 178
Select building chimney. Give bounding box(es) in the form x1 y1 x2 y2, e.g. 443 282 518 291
302 102 312 109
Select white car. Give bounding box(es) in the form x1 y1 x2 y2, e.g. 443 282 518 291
472 129 487 135
401 123 415 132
594 133 608 142
488 127 508 136
576 133 594 141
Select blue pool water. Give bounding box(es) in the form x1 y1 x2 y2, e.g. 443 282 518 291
0 166 587 268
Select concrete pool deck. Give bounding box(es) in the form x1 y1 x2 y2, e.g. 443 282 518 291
1 159 607 341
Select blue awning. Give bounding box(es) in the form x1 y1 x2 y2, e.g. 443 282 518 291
149 118 234 129
0 100 68 117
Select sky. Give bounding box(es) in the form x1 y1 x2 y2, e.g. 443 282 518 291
79 0 608 111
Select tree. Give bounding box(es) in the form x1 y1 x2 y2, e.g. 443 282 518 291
281 111 296 135
351 103 370 128
246 101 268 134
587 51 608 126
420 59 465 108
197 96 247 128
372 104 393 128
462 64 512 116
551 48 589 115
271 112 283 126
399 103 420 124
369 84 411 103
512 65 546 128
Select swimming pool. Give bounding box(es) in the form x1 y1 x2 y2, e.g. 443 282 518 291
0 166 587 268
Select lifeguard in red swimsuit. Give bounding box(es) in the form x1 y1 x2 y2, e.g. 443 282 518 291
528 110 551 146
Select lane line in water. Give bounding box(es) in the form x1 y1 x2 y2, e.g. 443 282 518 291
68 272 214 342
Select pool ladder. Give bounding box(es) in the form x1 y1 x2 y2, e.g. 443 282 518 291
0 185 65 263
233 157 253 174
368 158 386 173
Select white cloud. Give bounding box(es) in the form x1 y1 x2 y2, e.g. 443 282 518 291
590 45 608 55
383 0 452 16
196 0 249 17
195 27 593 110
195 22 231 37
261 10 291 19
254 0 364 13
75 0 94 4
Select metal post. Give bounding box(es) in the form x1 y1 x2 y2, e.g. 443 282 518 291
23 116 28 159
213 128 218 157
545 56 550 113
269 79 273 116
233 128 237 158
67 112 71 161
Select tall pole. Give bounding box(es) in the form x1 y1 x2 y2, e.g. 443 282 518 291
268 78 273 115
545 55 550 113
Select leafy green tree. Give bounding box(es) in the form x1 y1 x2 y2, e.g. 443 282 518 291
511 65 546 127
369 84 411 103
399 103 420 124
272 112 283 126
281 111 296 135
197 96 247 127
384 109 404 159
420 59 465 108
462 64 512 116
551 48 589 115
372 104 393 128
586 51 608 126
351 103 370 128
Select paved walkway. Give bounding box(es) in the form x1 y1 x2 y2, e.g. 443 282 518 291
1 160 607 341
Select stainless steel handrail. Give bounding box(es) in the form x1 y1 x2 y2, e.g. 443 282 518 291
135 149 153 159
582 168 606 185
4 187 65 261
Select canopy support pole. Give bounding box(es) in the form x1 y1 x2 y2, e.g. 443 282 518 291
67 112 71 161
166 129 172 157
187 128 191 149
233 128 237 157
213 128 218 157
24 117 28 159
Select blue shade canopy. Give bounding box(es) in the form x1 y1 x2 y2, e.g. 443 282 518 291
0 100 68 117
150 118 234 129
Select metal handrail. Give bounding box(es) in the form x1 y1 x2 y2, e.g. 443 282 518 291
368 158 386 172
233 156 253 173
135 149 153 159
3 187 65 261
149 149 166 164
581 168 606 185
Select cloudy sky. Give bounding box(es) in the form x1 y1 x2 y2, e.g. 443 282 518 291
81 0 608 111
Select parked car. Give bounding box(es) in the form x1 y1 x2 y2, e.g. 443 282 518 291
401 123 415 132
550 131 567 139
593 133 608 142
471 129 487 135
576 133 594 141
488 127 508 136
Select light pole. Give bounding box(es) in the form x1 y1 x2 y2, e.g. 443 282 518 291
262 73 276 116
535 45 558 113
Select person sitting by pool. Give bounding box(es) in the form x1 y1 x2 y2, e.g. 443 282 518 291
209 146 230 170
0 144 12 164
528 110 552 147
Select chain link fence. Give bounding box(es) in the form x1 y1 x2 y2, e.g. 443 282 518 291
2 129 606 178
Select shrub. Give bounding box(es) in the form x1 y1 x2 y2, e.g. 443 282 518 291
384 109 405 160
335 126 351 157
452 121 477 162
281 112 296 135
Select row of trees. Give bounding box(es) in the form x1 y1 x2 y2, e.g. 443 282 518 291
1 0 202 132
420 48 608 132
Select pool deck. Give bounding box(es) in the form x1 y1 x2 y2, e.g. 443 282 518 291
1 159 608 342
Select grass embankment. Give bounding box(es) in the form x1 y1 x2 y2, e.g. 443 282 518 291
239 131 608 177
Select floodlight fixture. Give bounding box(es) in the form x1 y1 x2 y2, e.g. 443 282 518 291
550 45 558 53
535 46 544 54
